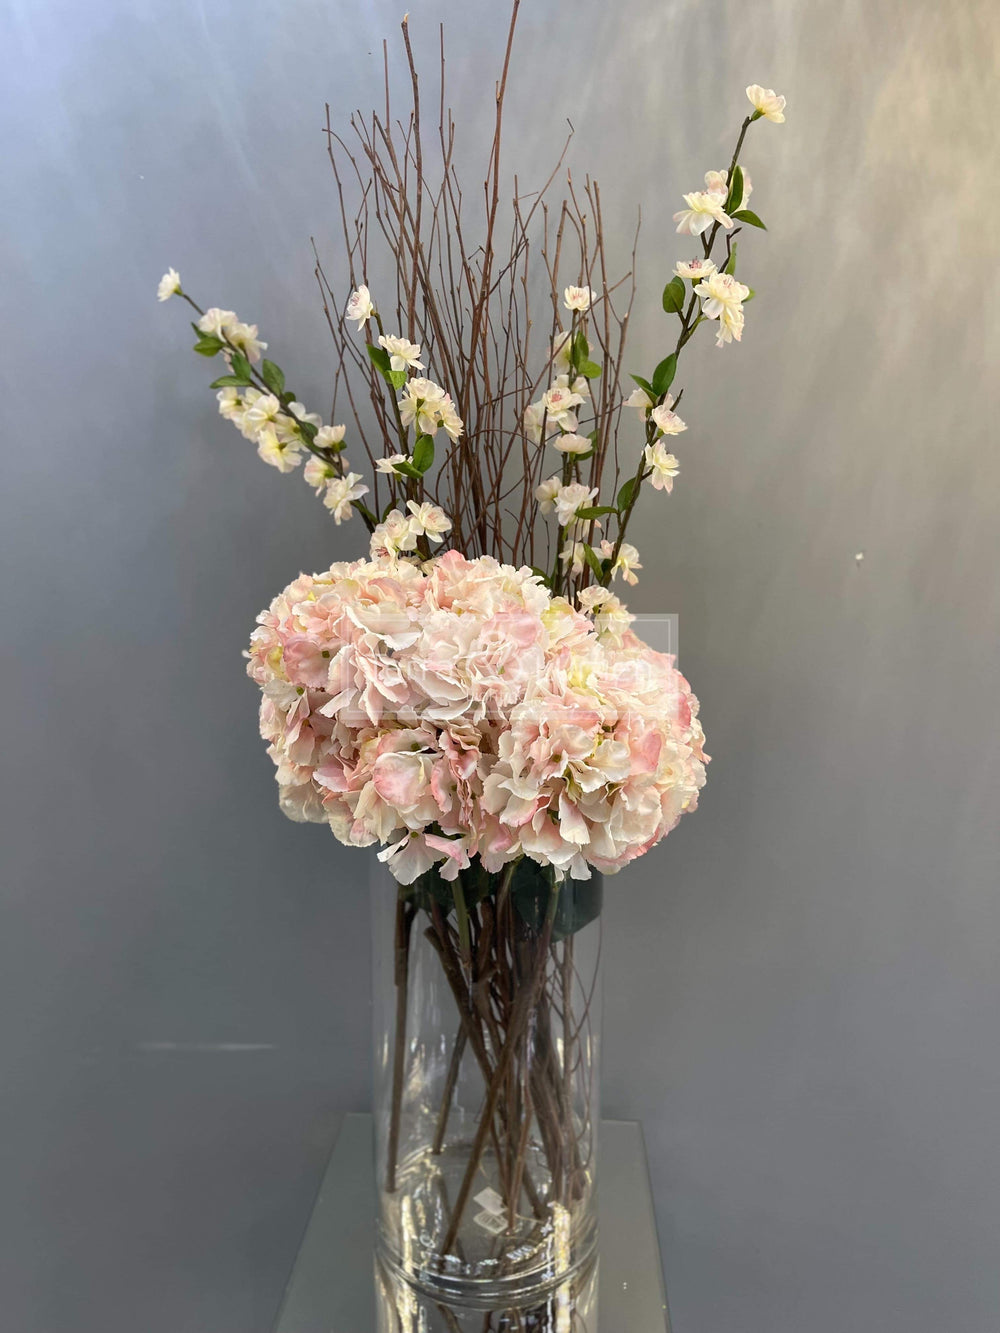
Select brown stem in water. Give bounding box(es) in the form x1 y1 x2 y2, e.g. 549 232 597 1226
386 893 416 1192
442 884 560 1255
432 1023 467 1155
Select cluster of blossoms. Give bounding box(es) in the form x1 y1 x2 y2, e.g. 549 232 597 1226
672 172 753 348
523 285 596 453
667 84 784 349
370 501 452 558
345 284 466 446
529 79 783 569
159 282 372 522
247 550 707 884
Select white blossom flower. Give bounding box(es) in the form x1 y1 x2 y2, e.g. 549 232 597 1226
552 432 592 456
577 587 633 643
399 378 447 434
550 330 573 370
554 372 591 402
228 386 261 439
378 334 425 373
704 170 728 199
644 441 680 493
599 539 642 586
315 423 347 451
559 540 588 577
256 425 303 473
600 592 633 639
576 586 609 613
674 257 717 282
553 482 598 528
286 402 321 428
376 453 412 473
216 386 243 421
651 397 687 436
406 500 452 544
243 392 282 433
746 84 786 123
523 400 558 444
227 321 267 363
624 386 653 412
323 471 368 523
534 475 562 514
197 308 238 339
563 285 594 312
437 394 465 442
303 456 337 491
704 169 752 211
370 508 417 558
157 268 181 302
694 271 750 346
345 285 375 329
541 383 584 431
673 191 733 237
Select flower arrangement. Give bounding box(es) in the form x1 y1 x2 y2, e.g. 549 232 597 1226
159 5 784 1304
159 55 783 880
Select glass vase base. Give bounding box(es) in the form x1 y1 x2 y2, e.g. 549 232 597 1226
377 1139 598 1305
375 1249 599 1332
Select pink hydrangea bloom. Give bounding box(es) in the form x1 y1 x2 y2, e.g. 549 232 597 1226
247 551 708 883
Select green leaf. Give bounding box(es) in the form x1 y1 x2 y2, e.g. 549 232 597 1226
580 359 602 379
582 543 605 582
510 857 604 942
412 434 435 474
209 375 247 389
297 419 318 444
261 359 286 394
661 276 686 315
743 287 756 303
530 566 552 586
617 476 639 511
630 374 655 398
725 243 739 276
389 369 408 391
651 353 677 397
732 208 766 230
393 461 423 480
572 330 589 368
575 505 616 520
229 350 252 382
725 165 744 215
366 344 392 377
192 335 223 357
354 502 379 526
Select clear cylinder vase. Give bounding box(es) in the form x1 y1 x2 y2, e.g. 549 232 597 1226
371 853 602 1308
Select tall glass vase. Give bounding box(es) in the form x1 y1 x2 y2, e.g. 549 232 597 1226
371 853 602 1307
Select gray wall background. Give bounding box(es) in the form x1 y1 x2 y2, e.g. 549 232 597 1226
3 0 999 1330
